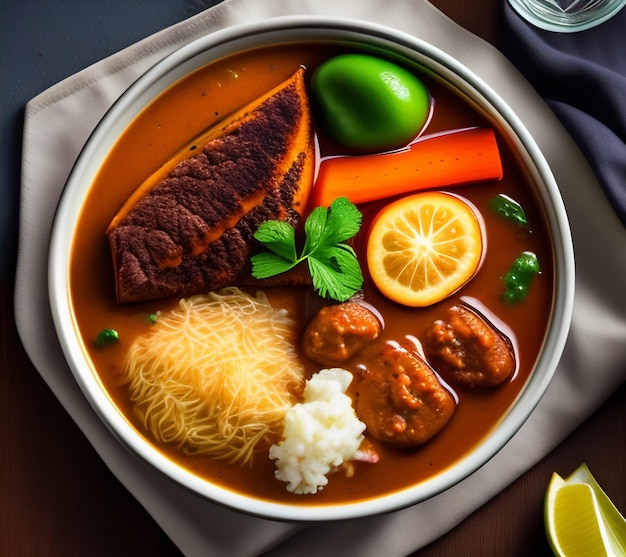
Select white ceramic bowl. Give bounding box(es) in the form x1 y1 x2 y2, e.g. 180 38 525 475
48 16 575 521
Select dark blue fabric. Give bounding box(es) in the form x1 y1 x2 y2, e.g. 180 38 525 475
500 3 626 227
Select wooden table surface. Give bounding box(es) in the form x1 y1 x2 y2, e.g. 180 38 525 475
1 1 624 555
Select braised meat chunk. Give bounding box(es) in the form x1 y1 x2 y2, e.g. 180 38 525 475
353 341 455 448
423 304 515 388
302 302 381 366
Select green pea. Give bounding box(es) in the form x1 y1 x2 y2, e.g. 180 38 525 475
95 328 119 347
311 54 431 152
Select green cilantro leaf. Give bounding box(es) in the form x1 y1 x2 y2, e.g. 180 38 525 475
250 251 297 279
309 244 364 301
251 197 364 301
489 194 528 227
302 205 329 255
321 196 363 244
253 220 297 262
502 251 540 303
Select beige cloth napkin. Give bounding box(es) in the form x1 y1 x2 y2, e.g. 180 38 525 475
15 0 626 555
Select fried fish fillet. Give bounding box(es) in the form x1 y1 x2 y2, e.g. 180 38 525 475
107 68 315 303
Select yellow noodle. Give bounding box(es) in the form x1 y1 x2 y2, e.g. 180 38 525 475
122 288 304 465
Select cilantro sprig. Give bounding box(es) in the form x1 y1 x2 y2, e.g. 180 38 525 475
251 197 364 301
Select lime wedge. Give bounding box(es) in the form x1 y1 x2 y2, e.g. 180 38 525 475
545 463 626 556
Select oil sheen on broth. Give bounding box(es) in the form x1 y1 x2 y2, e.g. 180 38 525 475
69 43 554 504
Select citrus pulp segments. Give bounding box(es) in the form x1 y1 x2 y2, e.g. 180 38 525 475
366 191 484 307
545 463 626 557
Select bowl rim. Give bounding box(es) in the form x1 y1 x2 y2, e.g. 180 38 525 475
48 14 575 522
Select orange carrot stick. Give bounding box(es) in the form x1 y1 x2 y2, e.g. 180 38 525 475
309 127 503 208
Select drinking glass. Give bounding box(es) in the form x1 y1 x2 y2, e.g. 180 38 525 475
508 0 626 31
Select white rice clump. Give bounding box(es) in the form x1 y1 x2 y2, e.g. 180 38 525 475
269 368 366 494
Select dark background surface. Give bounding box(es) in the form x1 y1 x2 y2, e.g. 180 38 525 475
1 1 624 556
0 0 223 280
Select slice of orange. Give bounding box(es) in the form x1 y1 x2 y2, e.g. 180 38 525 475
366 191 484 307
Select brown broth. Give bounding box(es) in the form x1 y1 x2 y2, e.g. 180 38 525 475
69 43 554 505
